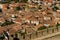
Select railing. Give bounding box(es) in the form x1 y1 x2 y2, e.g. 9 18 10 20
16 26 60 40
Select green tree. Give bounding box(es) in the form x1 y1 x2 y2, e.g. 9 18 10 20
14 0 19 3
56 23 60 27
52 5 59 11
15 7 22 11
38 26 46 30
21 0 28 3
0 0 11 4
1 20 14 26
56 23 60 31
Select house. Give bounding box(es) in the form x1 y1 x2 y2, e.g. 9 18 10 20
56 3 60 9
57 10 60 24
13 17 22 25
0 0 5 2
58 19 60 24
57 10 60 18
26 27 34 34
47 0 53 3
44 16 51 20
9 2 18 9
32 0 40 3
33 24 43 30
0 27 6 34
43 12 57 26
2 4 8 10
7 24 22 35
29 16 39 25
0 4 3 9
28 0 32 3
0 17 5 23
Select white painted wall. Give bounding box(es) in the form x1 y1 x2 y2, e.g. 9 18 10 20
0 4 3 9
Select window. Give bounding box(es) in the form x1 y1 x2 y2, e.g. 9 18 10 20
7 6 10 9
0 9 2 12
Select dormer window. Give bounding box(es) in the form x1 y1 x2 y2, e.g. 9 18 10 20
12 15 15 18
7 6 10 9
